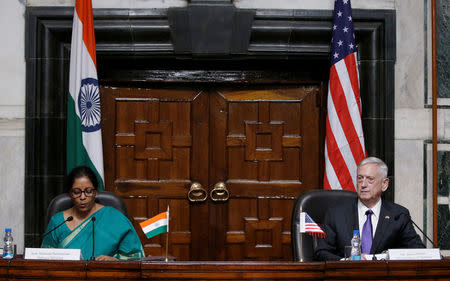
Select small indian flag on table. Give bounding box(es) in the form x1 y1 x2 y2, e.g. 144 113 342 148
140 210 169 239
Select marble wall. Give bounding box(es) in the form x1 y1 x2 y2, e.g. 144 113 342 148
0 0 445 253
436 0 450 253
394 0 429 246
0 0 25 253
395 0 450 253
438 150 450 249
437 0 450 99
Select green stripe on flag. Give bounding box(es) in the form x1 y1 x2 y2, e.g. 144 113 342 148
66 94 104 190
145 225 168 239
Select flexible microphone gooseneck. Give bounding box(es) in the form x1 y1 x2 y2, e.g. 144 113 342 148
42 216 74 239
395 213 437 248
90 216 96 261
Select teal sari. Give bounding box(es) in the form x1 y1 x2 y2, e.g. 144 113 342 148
41 206 144 260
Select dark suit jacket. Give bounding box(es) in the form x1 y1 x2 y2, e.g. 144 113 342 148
314 198 425 261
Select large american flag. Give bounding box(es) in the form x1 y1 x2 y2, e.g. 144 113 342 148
324 0 366 191
300 212 326 238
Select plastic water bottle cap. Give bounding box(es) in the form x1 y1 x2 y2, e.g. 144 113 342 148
353 229 359 235
5 228 11 233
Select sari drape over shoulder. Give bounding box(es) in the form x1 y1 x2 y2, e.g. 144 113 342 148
41 206 144 260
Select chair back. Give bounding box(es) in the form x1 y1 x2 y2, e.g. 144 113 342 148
46 191 128 224
291 189 357 262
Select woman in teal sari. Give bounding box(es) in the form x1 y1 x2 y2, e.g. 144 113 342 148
42 166 145 261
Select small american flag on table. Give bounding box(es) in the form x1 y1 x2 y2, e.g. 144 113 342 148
299 212 327 238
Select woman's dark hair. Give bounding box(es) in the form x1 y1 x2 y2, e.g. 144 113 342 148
66 166 99 191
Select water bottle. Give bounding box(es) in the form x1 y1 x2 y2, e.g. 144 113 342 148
350 229 361 261
3 228 14 259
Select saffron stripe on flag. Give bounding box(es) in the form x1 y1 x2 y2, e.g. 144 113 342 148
75 0 96 67
139 212 167 229
141 218 168 236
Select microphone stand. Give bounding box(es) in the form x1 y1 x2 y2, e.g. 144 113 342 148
90 217 96 261
397 213 438 248
408 217 438 248
398 213 443 259
42 216 74 238
30 216 73 249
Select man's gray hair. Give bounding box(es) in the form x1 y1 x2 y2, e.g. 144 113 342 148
358 157 388 178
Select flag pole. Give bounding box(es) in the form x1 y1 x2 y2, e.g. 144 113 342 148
299 210 304 262
165 205 169 262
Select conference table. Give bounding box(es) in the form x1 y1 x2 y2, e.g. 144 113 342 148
0 258 449 280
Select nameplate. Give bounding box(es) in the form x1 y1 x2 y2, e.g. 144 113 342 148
387 248 441 260
24 248 81 260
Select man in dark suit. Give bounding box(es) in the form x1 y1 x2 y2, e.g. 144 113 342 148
315 157 425 261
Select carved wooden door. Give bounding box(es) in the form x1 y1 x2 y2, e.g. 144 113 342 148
208 87 321 260
101 85 323 261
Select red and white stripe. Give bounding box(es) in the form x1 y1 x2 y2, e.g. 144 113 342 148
324 52 366 191
305 224 324 232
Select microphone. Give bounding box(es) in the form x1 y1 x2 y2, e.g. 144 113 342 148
42 216 74 239
395 213 437 248
90 216 96 261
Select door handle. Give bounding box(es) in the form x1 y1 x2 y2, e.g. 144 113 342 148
210 182 229 202
187 182 208 202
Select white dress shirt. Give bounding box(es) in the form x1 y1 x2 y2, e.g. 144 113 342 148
357 199 382 242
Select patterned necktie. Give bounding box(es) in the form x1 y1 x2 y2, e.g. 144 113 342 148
361 209 373 254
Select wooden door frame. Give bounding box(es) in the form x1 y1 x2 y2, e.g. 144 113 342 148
24 6 396 247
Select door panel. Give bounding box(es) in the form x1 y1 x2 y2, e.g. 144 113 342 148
101 85 322 261
101 87 209 261
210 87 321 260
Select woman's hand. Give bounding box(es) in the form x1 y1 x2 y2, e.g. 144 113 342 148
95 255 118 261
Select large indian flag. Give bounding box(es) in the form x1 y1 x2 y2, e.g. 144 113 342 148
67 0 104 190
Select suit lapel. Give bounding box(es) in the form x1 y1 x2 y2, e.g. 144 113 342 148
371 200 392 253
344 199 359 244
